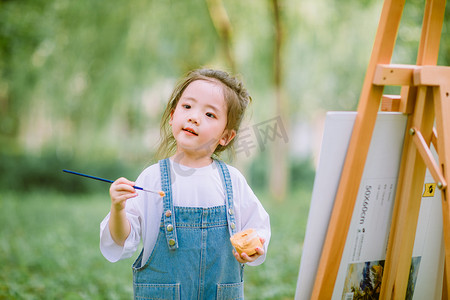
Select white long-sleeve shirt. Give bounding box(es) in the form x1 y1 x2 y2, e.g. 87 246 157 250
100 159 271 267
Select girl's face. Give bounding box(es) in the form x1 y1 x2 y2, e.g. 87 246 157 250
170 79 236 159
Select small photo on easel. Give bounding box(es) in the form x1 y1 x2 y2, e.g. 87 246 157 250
341 257 421 300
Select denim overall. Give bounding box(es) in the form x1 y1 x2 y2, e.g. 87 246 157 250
132 158 244 300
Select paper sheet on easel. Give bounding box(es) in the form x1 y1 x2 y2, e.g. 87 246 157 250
295 112 444 300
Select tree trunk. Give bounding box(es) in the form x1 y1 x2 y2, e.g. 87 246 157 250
269 0 289 201
205 0 236 73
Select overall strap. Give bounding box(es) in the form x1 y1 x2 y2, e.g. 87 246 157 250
215 160 237 237
159 158 178 250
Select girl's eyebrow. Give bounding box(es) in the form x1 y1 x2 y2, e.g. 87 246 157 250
181 97 222 113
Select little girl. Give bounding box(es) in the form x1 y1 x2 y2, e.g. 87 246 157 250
100 68 271 299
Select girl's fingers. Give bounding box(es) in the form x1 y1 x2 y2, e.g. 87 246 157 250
115 177 135 186
255 247 264 256
232 249 263 263
233 250 246 263
240 252 251 261
113 178 135 190
119 192 138 201
113 190 138 202
116 183 136 193
110 177 138 209
110 178 136 195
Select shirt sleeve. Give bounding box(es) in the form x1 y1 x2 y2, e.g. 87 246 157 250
99 164 165 265
99 198 143 262
230 166 271 267
99 165 158 263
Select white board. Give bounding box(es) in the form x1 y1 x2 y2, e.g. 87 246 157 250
295 112 444 300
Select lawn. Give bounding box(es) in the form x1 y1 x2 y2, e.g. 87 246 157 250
0 187 311 299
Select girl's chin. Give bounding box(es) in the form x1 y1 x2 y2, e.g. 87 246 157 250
175 138 219 152
175 144 218 156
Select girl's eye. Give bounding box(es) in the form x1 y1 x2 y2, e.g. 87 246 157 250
182 104 191 109
206 112 216 118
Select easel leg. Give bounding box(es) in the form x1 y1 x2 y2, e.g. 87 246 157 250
310 1 406 298
380 86 435 299
434 84 450 298
443 264 448 300
380 0 446 296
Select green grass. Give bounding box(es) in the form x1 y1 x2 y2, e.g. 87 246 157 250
0 187 311 299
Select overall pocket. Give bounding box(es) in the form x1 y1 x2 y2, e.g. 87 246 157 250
134 283 180 300
216 282 244 300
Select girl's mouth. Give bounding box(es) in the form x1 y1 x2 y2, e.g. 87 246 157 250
182 127 198 136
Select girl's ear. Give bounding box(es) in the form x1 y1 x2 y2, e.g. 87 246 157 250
219 129 236 146
169 110 174 126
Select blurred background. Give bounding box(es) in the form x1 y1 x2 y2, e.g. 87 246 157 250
1 0 449 299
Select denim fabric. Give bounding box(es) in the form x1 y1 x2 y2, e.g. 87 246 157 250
132 159 244 300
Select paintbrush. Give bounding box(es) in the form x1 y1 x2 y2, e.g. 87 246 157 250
62 169 165 197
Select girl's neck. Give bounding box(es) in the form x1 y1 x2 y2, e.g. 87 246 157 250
171 152 214 168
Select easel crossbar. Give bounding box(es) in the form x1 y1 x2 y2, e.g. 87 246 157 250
410 126 447 190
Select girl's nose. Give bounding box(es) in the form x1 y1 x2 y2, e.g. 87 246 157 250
188 117 199 124
188 113 200 124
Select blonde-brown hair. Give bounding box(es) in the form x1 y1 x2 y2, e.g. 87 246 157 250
155 68 251 160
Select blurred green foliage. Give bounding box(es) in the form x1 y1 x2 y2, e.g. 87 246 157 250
248 151 315 191
0 191 136 299
0 150 143 193
2 0 448 181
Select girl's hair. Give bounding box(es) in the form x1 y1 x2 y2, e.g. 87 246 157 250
155 68 252 160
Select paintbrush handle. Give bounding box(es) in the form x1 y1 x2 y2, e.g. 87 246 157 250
63 169 141 189
62 169 164 197
63 169 114 184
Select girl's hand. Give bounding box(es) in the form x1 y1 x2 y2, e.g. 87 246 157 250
109 177 138 211
233 238 265 264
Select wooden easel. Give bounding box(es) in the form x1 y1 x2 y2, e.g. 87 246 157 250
311 0 448 299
